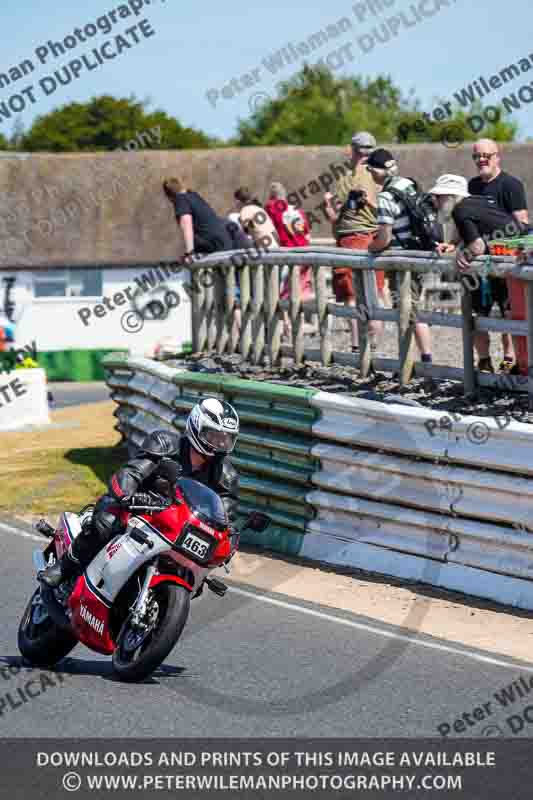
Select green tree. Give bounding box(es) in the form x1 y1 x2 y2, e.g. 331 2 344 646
0 132 8 150
235 66 412 146
19 95 213 151
234 65 517 146
396 100 517 146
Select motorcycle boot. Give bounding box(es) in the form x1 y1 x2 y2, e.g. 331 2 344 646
39 547 82 588
39 514 100 588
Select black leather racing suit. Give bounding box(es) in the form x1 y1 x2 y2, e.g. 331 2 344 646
70 431 240 569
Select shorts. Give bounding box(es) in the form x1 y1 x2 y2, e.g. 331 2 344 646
471 276 509 317
333 233 384 302
388 271 425 310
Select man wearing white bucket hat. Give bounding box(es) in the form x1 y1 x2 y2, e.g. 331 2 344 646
429 173 526 373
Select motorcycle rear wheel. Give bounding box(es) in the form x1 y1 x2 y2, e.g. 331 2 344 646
18 588 77 667
112 583 190 682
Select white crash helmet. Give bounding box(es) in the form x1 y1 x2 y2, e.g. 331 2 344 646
185 397 239 457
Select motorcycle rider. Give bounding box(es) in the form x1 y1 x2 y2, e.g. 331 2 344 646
40 398 240 588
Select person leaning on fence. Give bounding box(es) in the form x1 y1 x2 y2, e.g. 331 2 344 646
163 177 242 340
366 148 432 367
323 131 385 354
431 173 529 375
163 177 234 261
467 139 529 374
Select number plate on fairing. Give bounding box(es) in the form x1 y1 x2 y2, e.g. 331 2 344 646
181 532 210 560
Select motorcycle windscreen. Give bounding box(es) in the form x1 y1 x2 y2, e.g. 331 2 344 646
176 478 228 531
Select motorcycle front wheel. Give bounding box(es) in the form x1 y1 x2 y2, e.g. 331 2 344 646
18 588 77 667
112 583 190 682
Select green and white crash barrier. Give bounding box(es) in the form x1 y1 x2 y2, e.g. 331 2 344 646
103 354 533 611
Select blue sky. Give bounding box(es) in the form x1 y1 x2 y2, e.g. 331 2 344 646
1 0 532 142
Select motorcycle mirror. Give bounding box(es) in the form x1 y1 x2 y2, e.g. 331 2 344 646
243 512 271 532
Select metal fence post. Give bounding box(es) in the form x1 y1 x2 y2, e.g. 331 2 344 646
313 264 331 366
528 282 533 412
239 261 252 360
215 266 229 355
265 263 282 365
190 265 205 354
461 277 476 396
252 263 265 365
205 267 217 351
290 264 304 367
398 269 416 385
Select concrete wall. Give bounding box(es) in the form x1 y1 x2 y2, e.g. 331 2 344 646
1 143 533 268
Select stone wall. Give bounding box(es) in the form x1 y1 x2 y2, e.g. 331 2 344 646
1 143 532 268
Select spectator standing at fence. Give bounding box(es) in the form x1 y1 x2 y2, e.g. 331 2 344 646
265 182 310 247
467 139 529 373
430 173 528 369
324 132 384 352
265 182 314 339
234 187 279 251
366 148 433 366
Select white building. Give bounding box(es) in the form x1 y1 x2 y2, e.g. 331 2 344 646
0 263 192 381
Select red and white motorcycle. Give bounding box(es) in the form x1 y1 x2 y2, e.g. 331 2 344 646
18 476 269 682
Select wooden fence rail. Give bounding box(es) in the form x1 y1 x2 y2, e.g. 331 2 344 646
184 247 533 403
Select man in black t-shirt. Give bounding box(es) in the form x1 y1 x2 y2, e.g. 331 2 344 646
163 177 236 261
430 173 527 372
468 140 528 222
466 139 529 372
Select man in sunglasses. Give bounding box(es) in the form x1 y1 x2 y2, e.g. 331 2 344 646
467 139 528 373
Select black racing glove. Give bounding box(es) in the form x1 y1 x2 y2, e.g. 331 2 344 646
158 458 183 483
127 493 156 507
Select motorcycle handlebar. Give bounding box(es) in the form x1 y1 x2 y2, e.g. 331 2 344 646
128 504 169 513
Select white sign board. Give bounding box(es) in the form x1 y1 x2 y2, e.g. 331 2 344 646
0 368 50 430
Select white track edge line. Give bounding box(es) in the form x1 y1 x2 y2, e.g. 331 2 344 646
229 586 533 673
4 522 531 672
0 521 42 542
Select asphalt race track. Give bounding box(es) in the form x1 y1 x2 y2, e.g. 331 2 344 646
1 519 532 739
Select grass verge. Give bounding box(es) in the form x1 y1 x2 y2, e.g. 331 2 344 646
0 401 125 516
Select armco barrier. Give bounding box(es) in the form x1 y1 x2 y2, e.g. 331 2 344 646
103 354 533 611
104 354 318 555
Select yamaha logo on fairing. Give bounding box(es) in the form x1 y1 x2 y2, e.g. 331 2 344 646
80 604 104 636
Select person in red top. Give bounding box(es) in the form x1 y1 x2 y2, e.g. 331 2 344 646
265 182 311 246
265 182 314 338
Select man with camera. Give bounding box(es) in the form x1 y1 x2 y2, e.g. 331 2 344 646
323 131 384 352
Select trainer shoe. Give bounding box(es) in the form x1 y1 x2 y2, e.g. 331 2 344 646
498 358 519 375
477 357 494 373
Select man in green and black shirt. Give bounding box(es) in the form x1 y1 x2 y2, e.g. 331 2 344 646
323 131 384 352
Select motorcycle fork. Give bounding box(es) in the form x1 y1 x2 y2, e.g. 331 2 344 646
130 563 157 628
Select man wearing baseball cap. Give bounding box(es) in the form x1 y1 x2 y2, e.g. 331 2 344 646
323 131 384 353
429 173 527 373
